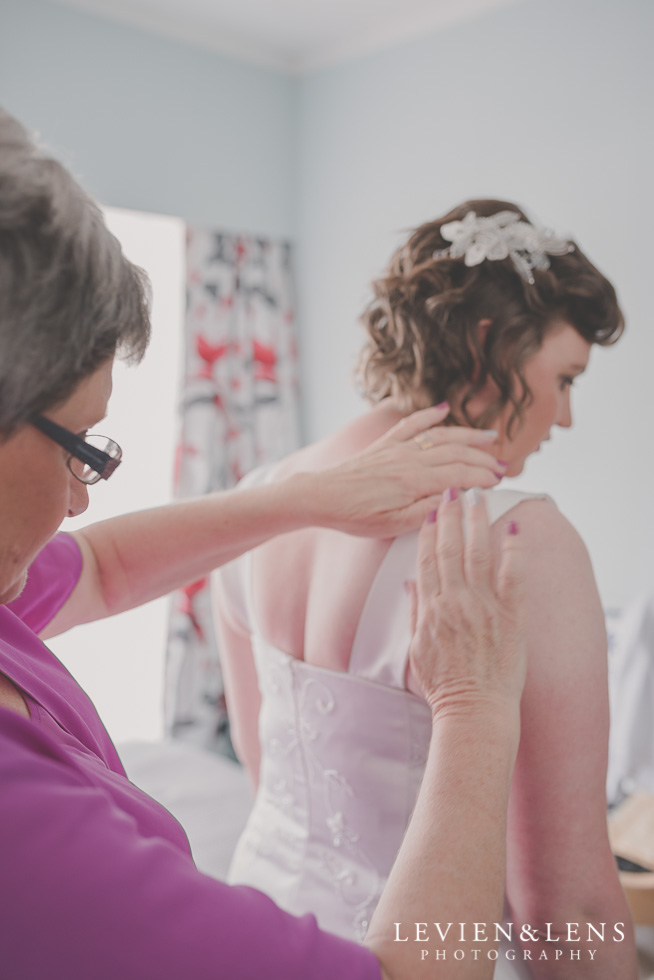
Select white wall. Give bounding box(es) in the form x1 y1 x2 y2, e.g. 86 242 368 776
0 0 295 743
48 208 185 742
0 0 295 237
295 0 654 609
2 0 652 626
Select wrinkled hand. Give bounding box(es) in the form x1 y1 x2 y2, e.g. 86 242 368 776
406 488 527 719
315 404 503 537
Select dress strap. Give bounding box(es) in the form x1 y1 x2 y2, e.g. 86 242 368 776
348 489 553 688
347 534 418 688
483 488 553 525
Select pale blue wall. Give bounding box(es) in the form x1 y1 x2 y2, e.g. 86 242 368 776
0 0 295 236
295 0 654 607
1 0 652 605
296 0 653 435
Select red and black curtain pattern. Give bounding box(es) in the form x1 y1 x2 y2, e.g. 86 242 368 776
164 227 300 755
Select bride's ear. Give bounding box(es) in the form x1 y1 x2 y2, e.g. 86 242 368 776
469 318 493 382
449 319 495 422
477 318 493 348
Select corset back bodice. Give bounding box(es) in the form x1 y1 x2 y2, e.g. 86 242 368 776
227 482 548 951
232 643 432 939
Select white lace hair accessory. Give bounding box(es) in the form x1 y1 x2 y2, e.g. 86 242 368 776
433 210 574 284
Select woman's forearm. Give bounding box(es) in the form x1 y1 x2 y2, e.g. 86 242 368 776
361 485 527 979
74 476 317 618
50 406 504 631
366 705 521 980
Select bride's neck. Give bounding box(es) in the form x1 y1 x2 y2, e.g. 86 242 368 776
368 399 415 426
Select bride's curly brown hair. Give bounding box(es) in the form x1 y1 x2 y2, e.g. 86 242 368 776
357 199 623 437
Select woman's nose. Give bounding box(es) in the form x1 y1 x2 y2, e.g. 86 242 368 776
68 476 90 518
556 392 573 429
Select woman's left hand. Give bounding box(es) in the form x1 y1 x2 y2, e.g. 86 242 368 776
308 403 503 537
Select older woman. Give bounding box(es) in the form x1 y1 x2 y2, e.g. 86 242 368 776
0 106 527 980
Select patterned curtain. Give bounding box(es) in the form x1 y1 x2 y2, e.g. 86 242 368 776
164 227 300 756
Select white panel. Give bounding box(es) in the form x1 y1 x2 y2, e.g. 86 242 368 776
48 207 185 743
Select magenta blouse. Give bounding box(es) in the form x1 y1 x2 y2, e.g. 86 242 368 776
0 534 381 980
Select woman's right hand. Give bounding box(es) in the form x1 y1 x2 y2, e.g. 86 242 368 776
306 403 506 538
406 487 528 719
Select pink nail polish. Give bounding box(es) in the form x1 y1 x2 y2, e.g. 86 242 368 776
506 520 520 535
493 471 504 481
435 401 449 410
497 460 509 467
427 509 437 523
444 487 459 503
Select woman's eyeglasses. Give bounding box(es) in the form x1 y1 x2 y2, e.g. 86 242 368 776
32 416 122 484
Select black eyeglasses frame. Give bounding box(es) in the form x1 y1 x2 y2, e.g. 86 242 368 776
32 416 122 483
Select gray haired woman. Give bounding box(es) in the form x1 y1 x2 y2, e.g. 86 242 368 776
0 106 530 980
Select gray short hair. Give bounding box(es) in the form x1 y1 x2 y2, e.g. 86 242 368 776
0 107 151 437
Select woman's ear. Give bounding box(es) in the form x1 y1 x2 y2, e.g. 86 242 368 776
469 318 493 382
477 318 493 347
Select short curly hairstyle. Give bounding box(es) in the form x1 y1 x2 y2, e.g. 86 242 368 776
357 199 623 437
0 107 151 438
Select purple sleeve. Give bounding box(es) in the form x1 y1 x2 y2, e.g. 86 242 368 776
7 534 82 633
0 712 381 980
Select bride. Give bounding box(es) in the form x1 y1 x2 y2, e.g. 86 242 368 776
213 200 635 977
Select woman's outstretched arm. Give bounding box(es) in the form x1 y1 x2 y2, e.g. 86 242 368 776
41 405 502 639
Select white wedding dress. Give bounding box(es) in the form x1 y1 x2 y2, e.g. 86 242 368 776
220 480 545 978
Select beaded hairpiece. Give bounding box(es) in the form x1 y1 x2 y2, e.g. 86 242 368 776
433 210 574 284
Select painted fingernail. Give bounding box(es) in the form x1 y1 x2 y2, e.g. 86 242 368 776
465 487 481 506
444 487 459 503
493 471 504 481
506 520 520 535
435 401 449 410
497 459 509 467
427 509 437 523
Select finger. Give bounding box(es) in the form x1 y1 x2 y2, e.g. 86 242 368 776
459 466 504 490
423 443 505 473
463 488 493 591
416 424 499 446
436 488 465 591
405 580 418 637
388 403 450 442
497 519 526 619
416 511 440 610
389 492 443 534
407 460 502 497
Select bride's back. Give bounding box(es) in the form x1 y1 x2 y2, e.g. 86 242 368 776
218 450 629 955
251 404 404 675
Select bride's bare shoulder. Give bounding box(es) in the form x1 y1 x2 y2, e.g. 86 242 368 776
275 404 404 476
493 494 584 551
491 494 597 601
